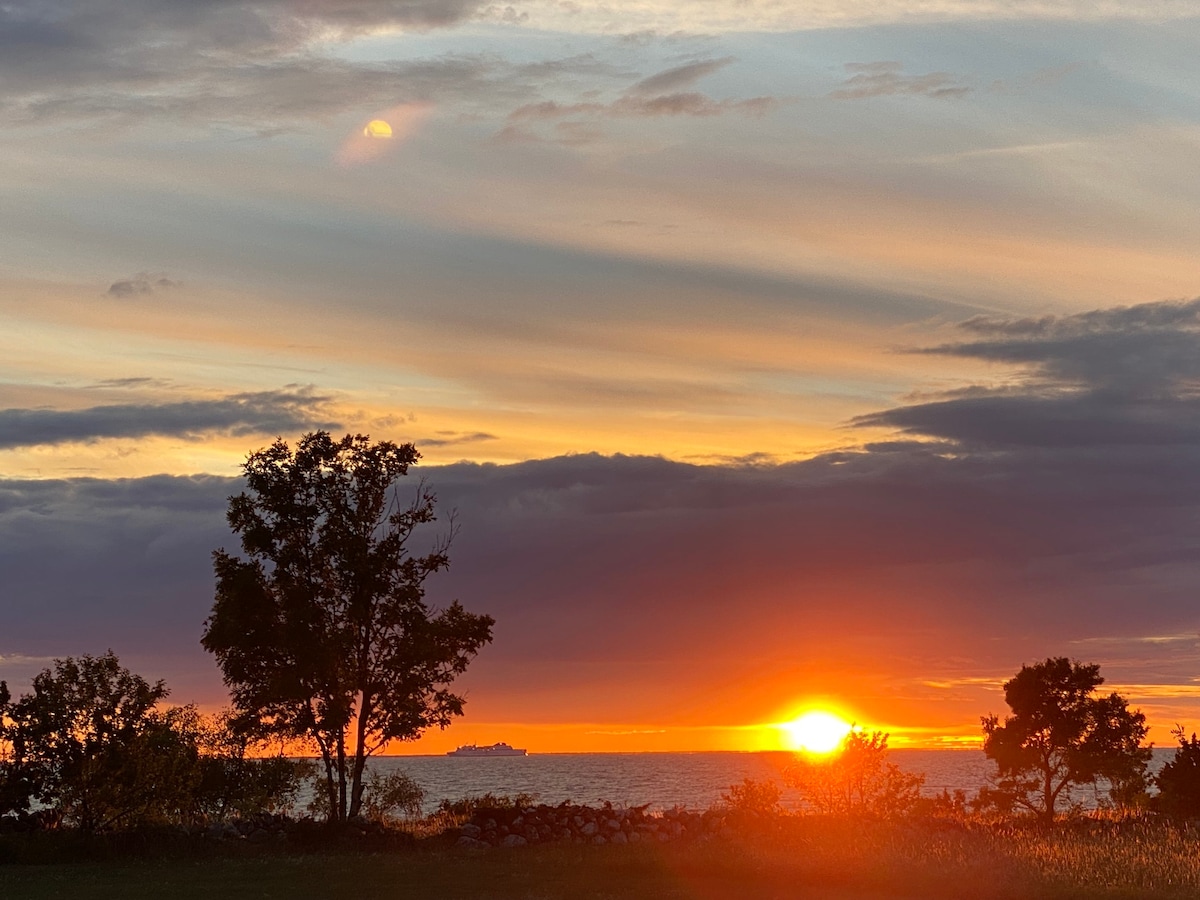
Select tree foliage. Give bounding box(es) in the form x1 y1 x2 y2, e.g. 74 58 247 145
1154 726 1200 819
786 729 924 817
720 777 782 817
201 431 494 823
0 655 314 831
190 708 314 821
981 657 1150 822
0 652 197 831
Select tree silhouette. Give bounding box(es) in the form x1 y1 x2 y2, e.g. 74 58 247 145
786 729 923 816
1 652 202 831
981 657 1149 822
1154 726 1200 818
202 432 494 823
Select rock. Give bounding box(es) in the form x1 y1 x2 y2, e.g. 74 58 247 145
456 836 491 850
591 834 607 845
500 834 528 847
461 823 483 838
581 821 599 836
604 818 622 832
248 829 272 844
610 831 628 844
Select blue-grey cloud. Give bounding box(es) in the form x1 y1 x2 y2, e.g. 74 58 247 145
0 386 339 449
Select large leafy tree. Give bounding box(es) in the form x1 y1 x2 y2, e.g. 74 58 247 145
981 657 1150 822
202 431 494 822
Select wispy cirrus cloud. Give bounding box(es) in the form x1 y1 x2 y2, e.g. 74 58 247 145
503 56 773 143
831 62 969 100
0 0 505 127
626 57 735 95
513 0 1200 35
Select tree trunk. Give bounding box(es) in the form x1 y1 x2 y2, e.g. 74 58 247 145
1042 767 1055 822
349 697 373 819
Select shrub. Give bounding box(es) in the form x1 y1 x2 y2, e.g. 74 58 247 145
721 777 782 816
361 770 426 822
786 729 924 816
1155 726 1200 819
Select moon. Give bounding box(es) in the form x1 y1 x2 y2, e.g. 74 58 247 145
363 119 393 139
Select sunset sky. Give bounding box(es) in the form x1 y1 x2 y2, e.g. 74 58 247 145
3 0 1200 752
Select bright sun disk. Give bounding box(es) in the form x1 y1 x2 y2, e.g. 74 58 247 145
783 711 853 753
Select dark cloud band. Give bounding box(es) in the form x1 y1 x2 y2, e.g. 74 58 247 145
0 387 339 449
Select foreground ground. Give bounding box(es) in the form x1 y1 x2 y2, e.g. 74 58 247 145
4 818 1199 900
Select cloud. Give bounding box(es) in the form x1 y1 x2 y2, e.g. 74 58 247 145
0 386 339 449
511 0 1200 36
5 300 1200 725
509 93 773 122
0 1 514 128
831 62 969 100
504 56 772 136
420 430 498 447
107 273 180 297
5 426 1200 715
856 299 1200 449
627 57 734 95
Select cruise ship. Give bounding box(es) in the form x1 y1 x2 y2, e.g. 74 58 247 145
446 742 528 757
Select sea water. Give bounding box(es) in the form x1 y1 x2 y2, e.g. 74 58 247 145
353 749 1177 814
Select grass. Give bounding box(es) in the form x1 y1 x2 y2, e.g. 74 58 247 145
4 817 1200 900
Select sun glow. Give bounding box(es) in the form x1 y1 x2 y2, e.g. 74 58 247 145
782 711 853 754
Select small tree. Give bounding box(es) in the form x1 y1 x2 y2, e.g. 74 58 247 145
202 432 494 823
786 729 924 816
981 657 1150 822
3 652 201 832
1154 726 1200 819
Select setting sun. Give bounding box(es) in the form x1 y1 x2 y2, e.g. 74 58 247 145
782 711 853 754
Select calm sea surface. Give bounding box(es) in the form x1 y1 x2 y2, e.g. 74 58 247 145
359 749 1178 814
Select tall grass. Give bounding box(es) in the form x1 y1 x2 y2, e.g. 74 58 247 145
719 814 1200 897
5 805 1200 899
